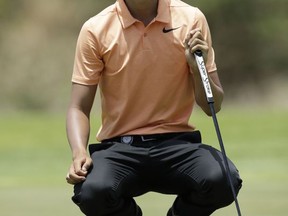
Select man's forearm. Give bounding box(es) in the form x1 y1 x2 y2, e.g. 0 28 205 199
192 69 224 116
66 107 91 158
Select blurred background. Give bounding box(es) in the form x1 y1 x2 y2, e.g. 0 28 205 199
0 0 287 215
1 0 287 111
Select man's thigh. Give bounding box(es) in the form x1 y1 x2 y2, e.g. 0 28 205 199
86 143 150 197
149 141 241 197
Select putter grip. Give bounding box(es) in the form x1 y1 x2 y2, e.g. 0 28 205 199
194 50 214 103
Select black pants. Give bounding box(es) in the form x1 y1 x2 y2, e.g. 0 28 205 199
72 131 242 216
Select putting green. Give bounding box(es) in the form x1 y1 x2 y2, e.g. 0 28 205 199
0 108 287 215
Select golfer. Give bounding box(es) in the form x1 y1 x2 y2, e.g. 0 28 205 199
66 0 242 215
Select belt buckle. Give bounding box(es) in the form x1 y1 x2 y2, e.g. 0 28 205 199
121 136 133 144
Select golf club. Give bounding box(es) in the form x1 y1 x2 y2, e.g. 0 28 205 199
194 50 242 216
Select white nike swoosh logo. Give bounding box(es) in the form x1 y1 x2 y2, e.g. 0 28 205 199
141 136 156 142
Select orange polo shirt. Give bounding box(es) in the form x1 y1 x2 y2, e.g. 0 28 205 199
72 0 217 141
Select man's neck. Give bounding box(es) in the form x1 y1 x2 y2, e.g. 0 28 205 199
124 0 159 26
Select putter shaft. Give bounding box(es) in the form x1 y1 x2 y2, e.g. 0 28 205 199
194 50 242 216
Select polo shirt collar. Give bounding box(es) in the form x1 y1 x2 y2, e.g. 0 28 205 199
156 0 170 24
116 0 170 29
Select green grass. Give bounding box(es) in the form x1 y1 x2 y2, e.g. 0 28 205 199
0 107 287 216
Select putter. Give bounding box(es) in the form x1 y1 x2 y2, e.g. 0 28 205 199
194 50 242 216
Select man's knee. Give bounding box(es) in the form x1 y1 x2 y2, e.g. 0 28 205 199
73 180 117 215
169 168 242 216
204 165 242 207
72 180 142 216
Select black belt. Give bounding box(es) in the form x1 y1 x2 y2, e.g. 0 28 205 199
102 131 201 146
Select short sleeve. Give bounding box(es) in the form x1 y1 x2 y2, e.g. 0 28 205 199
72 20 104 85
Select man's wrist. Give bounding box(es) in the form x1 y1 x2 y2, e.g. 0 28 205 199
189 65 200 76
72 147 88 160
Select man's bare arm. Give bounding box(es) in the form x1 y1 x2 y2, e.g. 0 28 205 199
66 83 97 184
185 29 224 115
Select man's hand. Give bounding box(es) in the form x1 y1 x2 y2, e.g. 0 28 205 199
184 28 224 115
184 28 209 70
66 153 93 185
